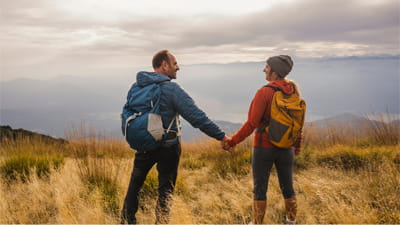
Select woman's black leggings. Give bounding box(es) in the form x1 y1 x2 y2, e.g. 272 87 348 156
252 147 295 200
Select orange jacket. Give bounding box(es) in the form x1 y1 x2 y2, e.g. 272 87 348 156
229 80 303 149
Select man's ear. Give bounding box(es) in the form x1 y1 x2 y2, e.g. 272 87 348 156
161 60 168 69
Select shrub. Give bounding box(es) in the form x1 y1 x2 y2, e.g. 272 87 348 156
174 175 189 198
208 146 251 178
0 153 64 182
317 150 369 170
180 155 206 170
141 169 158 197
294 147 314 170
75 156 123 215
140 168 190 198
86 173 120 215
315 146 396 170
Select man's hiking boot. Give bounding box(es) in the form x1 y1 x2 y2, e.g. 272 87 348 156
252 200 266 224
284 197 297 224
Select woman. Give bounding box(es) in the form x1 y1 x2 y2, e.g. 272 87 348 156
225 55 303 224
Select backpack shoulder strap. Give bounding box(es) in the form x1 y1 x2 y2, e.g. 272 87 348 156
264 84 281 92
256 85 280 133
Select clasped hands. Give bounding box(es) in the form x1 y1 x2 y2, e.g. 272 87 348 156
221 136 235 152
220 136 301 155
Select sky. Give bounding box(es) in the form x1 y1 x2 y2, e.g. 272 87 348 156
1 0 399 81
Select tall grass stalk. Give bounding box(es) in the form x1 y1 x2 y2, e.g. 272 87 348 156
364 113 400 145
303 113 399 148
66 123 131 215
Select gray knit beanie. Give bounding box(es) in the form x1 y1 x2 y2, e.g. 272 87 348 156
266 55 293 78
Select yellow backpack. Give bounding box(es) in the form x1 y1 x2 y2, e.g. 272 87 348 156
264 84 306 148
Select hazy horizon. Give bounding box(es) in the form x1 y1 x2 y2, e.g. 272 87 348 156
1 56 399 139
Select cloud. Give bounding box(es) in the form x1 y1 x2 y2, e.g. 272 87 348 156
167 0 398 51
1 0 399 80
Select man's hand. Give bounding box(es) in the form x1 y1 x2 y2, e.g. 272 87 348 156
221 136 235 153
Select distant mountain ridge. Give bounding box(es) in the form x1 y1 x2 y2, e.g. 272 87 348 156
2 113 397 144
180 119 243 142
308 113 399 128
308 113 373 127
0 125 67 144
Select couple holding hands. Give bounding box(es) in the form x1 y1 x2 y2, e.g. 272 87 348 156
121 50 303 224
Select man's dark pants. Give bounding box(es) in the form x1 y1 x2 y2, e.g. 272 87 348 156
121 144 181 224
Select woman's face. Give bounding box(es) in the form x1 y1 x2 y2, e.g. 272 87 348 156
264 64 281 81
264 64 273 81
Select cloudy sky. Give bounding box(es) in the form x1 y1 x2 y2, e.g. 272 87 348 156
1 0 399 81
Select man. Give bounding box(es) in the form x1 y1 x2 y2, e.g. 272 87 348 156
121 50 230 224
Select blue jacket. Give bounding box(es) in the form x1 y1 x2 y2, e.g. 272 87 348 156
135 71 225 142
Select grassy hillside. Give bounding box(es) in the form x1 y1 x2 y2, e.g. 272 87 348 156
0 118 399 224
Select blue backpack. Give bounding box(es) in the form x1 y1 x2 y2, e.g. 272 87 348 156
121 81 175 151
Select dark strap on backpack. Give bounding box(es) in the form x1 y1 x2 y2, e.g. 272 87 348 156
264 84 280 92
256 85 281 146
257 85 280 132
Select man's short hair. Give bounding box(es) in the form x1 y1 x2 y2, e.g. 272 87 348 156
152 50 171 69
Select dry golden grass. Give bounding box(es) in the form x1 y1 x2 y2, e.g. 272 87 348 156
0 116 399 224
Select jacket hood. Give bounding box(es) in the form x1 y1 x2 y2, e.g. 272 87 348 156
268 80 296 95
136 71 170 87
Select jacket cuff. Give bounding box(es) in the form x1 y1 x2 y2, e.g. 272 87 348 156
228 135 239 146
216 132 226 141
